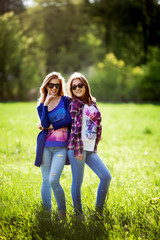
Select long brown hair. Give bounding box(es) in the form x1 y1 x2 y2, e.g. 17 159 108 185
38 72 65 105
68 72 95 105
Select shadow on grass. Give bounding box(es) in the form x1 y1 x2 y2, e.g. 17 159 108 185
32 205 113 240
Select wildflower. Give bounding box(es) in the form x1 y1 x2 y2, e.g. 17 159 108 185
105 53 118 65
117 60 125 68
98 62 104 69
132 66 144 75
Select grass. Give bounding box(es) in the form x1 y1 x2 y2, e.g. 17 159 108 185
0 102 160 240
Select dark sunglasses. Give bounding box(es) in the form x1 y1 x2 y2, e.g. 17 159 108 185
71 83 84 91
47 83 61 89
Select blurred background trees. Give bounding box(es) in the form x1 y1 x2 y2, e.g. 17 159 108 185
86 0 160 64
0 0 160 102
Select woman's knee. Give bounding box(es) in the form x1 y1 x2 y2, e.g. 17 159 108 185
102 170 112 183
49 174 59 187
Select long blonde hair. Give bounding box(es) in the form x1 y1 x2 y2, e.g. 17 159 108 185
68 72 95 105
38 72 65 105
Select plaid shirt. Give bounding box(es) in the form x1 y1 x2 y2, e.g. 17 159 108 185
67 98 102 157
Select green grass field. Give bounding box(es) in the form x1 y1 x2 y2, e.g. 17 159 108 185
0 102 160 240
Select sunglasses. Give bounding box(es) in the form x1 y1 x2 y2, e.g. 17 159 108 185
47 83 61 89
71 83 84 91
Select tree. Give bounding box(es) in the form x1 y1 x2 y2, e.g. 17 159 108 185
0 11 43 101
85 0 160 65
30 0 103 74
0 0 25 15
0 12 22 100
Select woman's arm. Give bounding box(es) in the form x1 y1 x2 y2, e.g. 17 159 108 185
37 103 51 128
37 92 59 128
96 107 102 141
69 99 84 159
52 107 71 130
52 96 72 130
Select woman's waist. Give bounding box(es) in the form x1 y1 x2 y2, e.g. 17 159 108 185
47 126 68 131
45 141 67 147
46 127 68 141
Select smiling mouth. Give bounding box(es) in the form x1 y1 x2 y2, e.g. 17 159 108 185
51 92 57 95
75 90 82 93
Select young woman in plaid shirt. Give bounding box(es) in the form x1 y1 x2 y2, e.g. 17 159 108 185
67 72 111 216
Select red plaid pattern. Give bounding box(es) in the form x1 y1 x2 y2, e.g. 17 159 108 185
67 98 102 157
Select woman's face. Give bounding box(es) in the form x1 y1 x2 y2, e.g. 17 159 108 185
46 78 61 97
71 78 86 99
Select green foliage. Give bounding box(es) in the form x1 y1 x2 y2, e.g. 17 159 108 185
86 0 160 65
1 0 160 102
36 1 103 73
0 11 45 101
88 52 160 103
138 48 160 102
0 102 160 239
0 12 22 100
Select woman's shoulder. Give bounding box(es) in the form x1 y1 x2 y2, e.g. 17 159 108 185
71 98 84 105
92 100 98 108
69 98 84 113
37 102 44 109
92 101 101 114
62 95 71 103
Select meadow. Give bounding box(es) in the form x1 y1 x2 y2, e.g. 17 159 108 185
0 102 159 240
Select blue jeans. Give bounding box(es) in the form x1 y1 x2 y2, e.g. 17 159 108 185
68 150 111 213
40 147 66 213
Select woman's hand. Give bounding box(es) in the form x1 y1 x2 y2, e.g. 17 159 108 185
76 154 83 160
44 93 55 106
48 124 53 129
38 124 53 130
38 124 43 130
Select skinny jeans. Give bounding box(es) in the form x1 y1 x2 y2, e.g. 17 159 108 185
40 147 66 213
68 150 112 213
